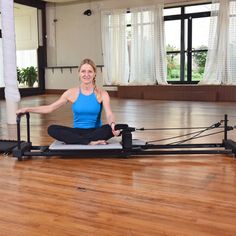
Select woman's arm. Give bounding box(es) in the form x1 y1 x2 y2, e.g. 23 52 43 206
101 90 120 136
16 90 71 115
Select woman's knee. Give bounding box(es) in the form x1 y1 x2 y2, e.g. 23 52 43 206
47 125 54 135
47 124 62 136
102 124 113 138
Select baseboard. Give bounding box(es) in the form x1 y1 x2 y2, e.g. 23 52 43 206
117 85 236 102
45 89 66 94
45 88 118 97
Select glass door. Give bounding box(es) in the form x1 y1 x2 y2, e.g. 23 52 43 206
15 3 39 88
0 0 46 100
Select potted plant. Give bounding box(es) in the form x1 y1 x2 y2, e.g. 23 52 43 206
17 67 24 85
20 66 38 87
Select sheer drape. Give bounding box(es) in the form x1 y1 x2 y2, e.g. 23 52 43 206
101 5 167 85
129 7 156 85
101 9 129 85
154 5 167 85
201 0 236 84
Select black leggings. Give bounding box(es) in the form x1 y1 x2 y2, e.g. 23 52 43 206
47 124 114 145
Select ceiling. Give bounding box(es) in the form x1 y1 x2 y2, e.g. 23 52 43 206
14 0 102 11
42 0 97 2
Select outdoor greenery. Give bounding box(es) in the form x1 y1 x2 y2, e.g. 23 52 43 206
17 66 38 87
166 44 179 81
167 44 207 82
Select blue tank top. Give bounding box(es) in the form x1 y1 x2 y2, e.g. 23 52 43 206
72 90 102 128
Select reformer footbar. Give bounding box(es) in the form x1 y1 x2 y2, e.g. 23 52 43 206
12 113 236 161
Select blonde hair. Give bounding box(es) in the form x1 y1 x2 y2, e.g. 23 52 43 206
78 58 102 102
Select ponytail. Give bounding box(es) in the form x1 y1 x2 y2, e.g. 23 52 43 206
93 77 102 103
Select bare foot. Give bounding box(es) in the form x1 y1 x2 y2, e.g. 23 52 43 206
89 140 108 145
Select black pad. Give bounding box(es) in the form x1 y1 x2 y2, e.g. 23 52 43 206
0 140 19 153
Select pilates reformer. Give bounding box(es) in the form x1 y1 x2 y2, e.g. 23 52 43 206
12 113 236 161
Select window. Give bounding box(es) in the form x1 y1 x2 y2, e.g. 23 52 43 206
164 3 211 84
102 5 166 85
15 3 39 88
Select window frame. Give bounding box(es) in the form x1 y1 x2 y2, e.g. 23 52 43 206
164 2 211 84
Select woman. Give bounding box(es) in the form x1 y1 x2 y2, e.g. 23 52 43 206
16 58 120 145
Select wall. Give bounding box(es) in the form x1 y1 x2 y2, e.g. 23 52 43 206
101 0 208 8
45 0 208 90
46 1 103 88
45 67 103 90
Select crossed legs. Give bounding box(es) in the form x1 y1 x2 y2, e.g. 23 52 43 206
47 124 113 145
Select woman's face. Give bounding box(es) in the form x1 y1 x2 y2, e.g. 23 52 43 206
79 63 96 85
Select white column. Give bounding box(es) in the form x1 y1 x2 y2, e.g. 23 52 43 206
0 0 21 124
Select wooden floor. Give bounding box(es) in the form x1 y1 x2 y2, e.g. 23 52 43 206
1 95 236 236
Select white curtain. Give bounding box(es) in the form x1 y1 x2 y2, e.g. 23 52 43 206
0 39 4 88
154 5 167 85
101 9 129 85
1 0 21 102
1 0 21 124
101 5 167 85
129 7 156 85
201 0 236 84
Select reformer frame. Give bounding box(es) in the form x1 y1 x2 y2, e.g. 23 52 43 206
12 113 236 161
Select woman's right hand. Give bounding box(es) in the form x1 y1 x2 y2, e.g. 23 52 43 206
16 107 28 115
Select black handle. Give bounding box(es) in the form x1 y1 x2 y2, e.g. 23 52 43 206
16 112 31 147
115 124 129 130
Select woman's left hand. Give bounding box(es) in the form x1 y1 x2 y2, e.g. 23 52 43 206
111 123 120 137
